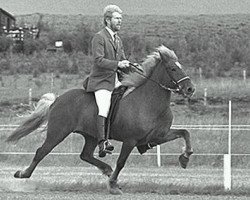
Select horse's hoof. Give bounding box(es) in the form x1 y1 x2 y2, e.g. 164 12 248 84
107 180 123 195
179 153 190 169
14 170 30 178
14 170 23 178
109 187 123 195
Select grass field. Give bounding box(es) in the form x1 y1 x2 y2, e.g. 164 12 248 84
0 166 249 199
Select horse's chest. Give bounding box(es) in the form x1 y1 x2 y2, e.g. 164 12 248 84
111 108 173 141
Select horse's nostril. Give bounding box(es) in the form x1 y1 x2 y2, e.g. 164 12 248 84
187 87 193 93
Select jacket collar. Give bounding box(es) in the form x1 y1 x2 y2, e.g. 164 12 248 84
105 26 117 41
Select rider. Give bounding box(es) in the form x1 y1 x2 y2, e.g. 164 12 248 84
83 5 130 157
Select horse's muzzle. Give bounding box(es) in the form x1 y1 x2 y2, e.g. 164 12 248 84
180 85 195 98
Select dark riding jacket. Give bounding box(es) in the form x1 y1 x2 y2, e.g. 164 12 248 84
83 28 126 92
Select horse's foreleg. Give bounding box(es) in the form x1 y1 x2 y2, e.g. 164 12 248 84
108 140 136 195
177 129 193 156
168 129 193 154
80 135 113 177
154 129 193 168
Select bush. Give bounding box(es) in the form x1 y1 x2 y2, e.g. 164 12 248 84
74 24 95 54
63 39 73 53
0 58 11 73
12 41 24 53
0 36 13 52
23 39 46 55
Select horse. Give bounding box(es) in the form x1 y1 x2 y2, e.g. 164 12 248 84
6 45 195 195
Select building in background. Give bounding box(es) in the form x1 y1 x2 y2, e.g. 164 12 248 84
0 8 16 35
0 8 39 42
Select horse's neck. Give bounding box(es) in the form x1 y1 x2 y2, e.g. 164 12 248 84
131 62 172 110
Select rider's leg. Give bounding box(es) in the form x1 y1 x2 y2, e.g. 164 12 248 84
95 89 114 157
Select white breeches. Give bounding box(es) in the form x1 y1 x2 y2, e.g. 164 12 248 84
94 89 112 118
94 74 121 118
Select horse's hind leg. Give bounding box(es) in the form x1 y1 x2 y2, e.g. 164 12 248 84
80 135 113 177
14 128 70 178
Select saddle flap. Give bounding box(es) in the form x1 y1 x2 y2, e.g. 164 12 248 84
106 86 128 138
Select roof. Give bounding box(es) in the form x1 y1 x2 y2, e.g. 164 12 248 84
0 8 16 21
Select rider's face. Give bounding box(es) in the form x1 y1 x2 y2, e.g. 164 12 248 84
107 12 122 32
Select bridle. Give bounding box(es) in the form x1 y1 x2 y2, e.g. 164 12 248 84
129 62 190 93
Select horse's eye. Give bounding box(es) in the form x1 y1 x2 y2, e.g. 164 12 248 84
171 68 176 71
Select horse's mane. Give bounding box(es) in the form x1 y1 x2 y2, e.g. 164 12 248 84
121 45 178 87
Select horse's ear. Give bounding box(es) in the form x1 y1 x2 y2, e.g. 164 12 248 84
158 50 168 62
158 50 164 61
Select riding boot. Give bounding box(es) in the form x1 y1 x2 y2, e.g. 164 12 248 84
96 115 114 157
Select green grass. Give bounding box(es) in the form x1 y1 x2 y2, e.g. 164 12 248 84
0 74 83 102
192 78 250 101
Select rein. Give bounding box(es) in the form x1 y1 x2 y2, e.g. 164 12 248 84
129 62 190 93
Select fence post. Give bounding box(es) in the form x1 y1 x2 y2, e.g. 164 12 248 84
224 100 232 191
243 70 246 81
50 73 54 92
157 145 161 167
204 88 207 106
199 67 202 80
224 154 232 191
29 88 32 107
228 101 232 159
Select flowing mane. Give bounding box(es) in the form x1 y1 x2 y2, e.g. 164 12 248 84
121 45 178 87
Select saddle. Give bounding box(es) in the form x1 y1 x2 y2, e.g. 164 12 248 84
106 85 128 139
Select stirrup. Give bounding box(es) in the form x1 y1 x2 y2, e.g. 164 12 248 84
105 140 114 151
99 148 112 158
98 140 113 158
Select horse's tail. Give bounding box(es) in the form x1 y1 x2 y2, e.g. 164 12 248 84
6 93 56 143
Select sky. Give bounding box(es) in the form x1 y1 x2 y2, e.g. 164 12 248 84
1 0 250 16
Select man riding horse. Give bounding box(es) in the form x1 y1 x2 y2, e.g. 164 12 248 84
83 5 131 157
6 4 196 195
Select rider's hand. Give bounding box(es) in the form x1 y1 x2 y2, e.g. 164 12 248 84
118 60 130 68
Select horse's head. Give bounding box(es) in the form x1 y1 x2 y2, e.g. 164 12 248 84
121 45 195 98
158 46 195 98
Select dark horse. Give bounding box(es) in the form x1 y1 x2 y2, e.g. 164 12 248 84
6 45 195 194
